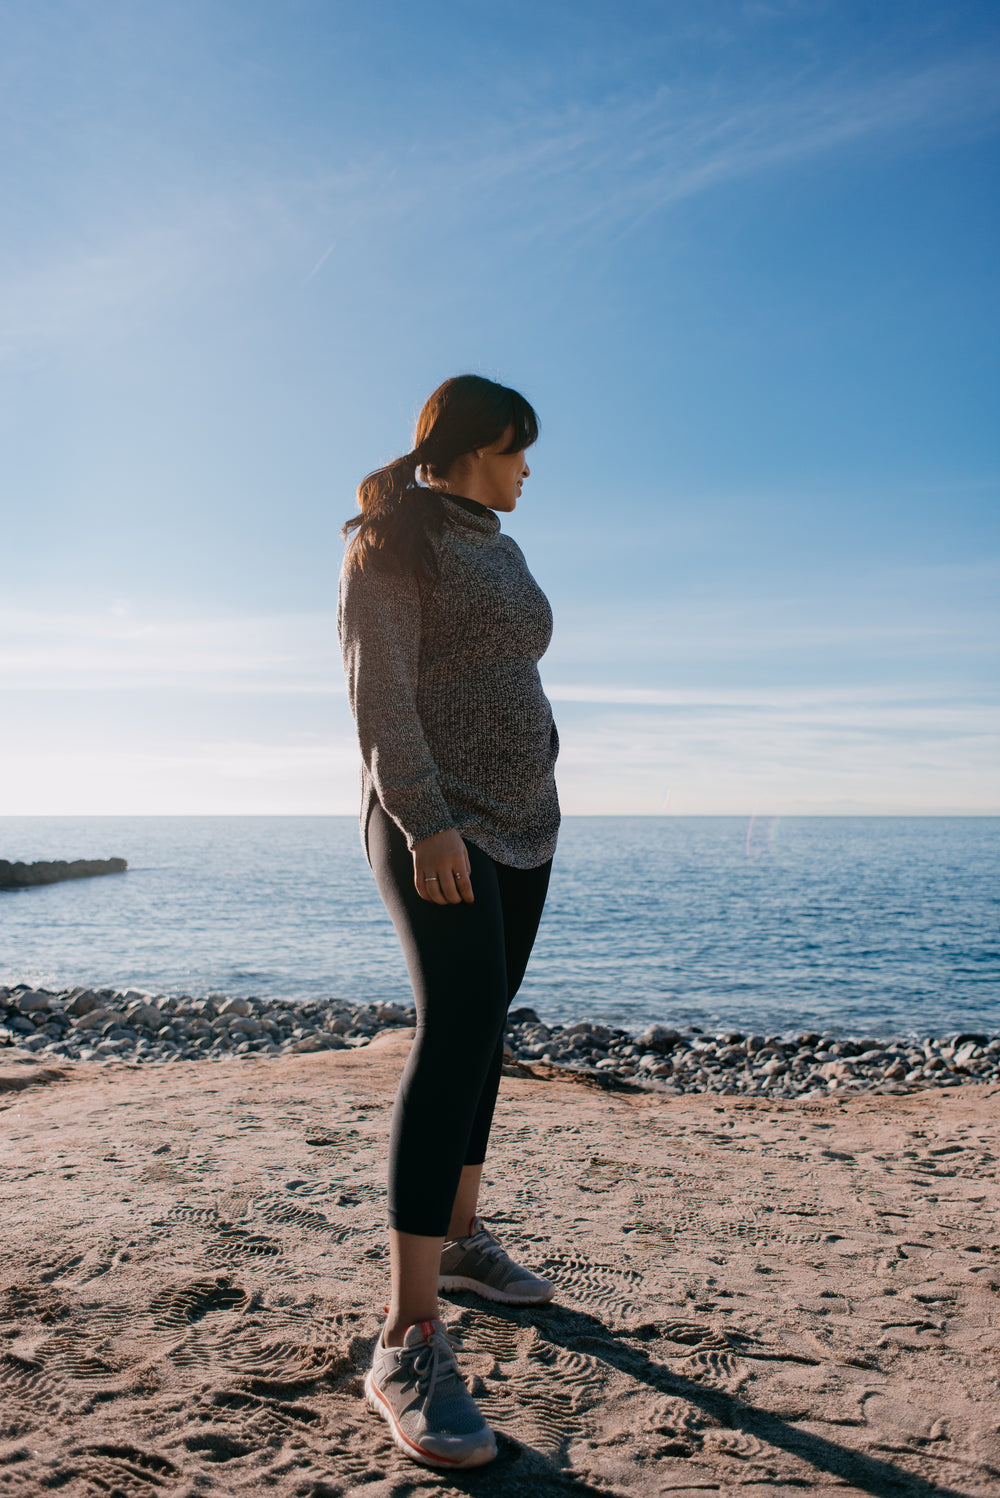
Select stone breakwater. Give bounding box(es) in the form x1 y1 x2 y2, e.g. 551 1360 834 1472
1 984 998 1097
0 857 127 889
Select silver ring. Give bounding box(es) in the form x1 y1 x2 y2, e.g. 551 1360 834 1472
424 875 439 882
454 872 463 880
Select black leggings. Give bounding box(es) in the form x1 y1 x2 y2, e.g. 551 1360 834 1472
367 800 552 1237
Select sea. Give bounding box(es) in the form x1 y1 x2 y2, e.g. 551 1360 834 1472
1 816 997 1041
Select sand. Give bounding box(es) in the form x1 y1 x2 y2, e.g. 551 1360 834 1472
1 1032 998 1498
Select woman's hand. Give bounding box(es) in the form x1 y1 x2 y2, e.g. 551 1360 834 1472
412 829 474 905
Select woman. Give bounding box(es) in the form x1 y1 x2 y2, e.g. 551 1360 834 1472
338 374 560 1470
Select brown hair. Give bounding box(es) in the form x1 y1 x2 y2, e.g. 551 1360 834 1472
342 374 539 586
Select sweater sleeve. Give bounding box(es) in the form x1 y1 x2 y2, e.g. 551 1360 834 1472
337 558 456 850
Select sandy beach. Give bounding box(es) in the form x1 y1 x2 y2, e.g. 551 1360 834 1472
1 1031 998 1497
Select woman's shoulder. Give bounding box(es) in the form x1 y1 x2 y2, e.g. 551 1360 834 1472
338 549 422 616
496 531 527 559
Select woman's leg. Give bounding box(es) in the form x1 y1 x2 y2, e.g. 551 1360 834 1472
384 1229 445 1346
447 1164 484 1241
436 857 556 1308
367 804 514 1338
455 855 552 1227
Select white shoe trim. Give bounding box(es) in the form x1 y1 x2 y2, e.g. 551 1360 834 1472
438 1272 555 1305
364 1368 497 1469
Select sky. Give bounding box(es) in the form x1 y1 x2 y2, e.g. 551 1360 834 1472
1 0 998 816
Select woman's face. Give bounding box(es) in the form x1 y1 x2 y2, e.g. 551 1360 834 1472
477 431 530 512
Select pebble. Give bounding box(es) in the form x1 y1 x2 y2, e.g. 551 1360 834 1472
1 984 997 1098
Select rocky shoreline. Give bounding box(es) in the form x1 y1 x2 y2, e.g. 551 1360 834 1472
2 982 997 1097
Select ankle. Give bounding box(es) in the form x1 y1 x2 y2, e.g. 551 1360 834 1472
383 1309 437 1348
445 1212 477 1240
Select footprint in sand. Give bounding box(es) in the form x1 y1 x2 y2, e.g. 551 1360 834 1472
476 1350 588 1454
451 1304 524 1362
575 1154 632 1193
541 1250 644 1321
182 1431 255 1461
303 1129 356 1146
645 1393 712 1449
140 1161 195 1184
203 1224 284 1262
46 1445 180 1495
447 1310 605 1455
0 1283 73 1325
150 1275 247 1328
159 1204 224 1227
726 1218 829 1248
208 1326 346 1390
3 1326 130 1402
678 1346 746 1388
641 1317 730 1349
701 1427 767 1460
251 1193 337 1232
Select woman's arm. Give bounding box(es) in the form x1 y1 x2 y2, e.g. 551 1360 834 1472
338 561 473 904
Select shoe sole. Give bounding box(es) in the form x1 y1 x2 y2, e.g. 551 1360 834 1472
364 1371 497 1470
438 1273 556 1305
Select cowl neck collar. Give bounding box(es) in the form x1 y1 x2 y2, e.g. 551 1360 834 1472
437 492 501 540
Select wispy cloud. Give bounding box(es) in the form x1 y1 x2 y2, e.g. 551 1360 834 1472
1 738 355 817
543 556 1000 679
0 226 198 361
600 55 1000 230
304 50 1000 259
0 183 300 362
553 698 1000 815
0 607 341 693
3 48 994 357
3 602 995 814
6 674 995 817
544 681 999 728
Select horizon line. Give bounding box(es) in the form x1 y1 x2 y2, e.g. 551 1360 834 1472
2 811 998 821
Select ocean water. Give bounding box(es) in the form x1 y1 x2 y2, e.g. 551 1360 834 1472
1 816 997 1040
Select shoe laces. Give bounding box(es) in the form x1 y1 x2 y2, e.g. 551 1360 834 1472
403 1326 465 1401
465 1224 509 1262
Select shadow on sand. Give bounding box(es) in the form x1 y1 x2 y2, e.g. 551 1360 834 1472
370 1296 979 1498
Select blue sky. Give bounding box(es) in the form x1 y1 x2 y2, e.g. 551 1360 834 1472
2 0 997 814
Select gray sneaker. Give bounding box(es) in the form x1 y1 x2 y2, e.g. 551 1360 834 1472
439 1216 556 1305
364 1317 497 1470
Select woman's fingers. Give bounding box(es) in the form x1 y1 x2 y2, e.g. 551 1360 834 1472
412 830 475 905
418 865 473 904
454 858 474 904
417 871 447 905
437 869 463 904
437 846 474 904
439 865 474 905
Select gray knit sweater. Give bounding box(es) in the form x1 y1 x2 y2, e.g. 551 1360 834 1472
338 493 560 869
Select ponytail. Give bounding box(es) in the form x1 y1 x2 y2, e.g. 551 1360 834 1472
342 448 446 588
